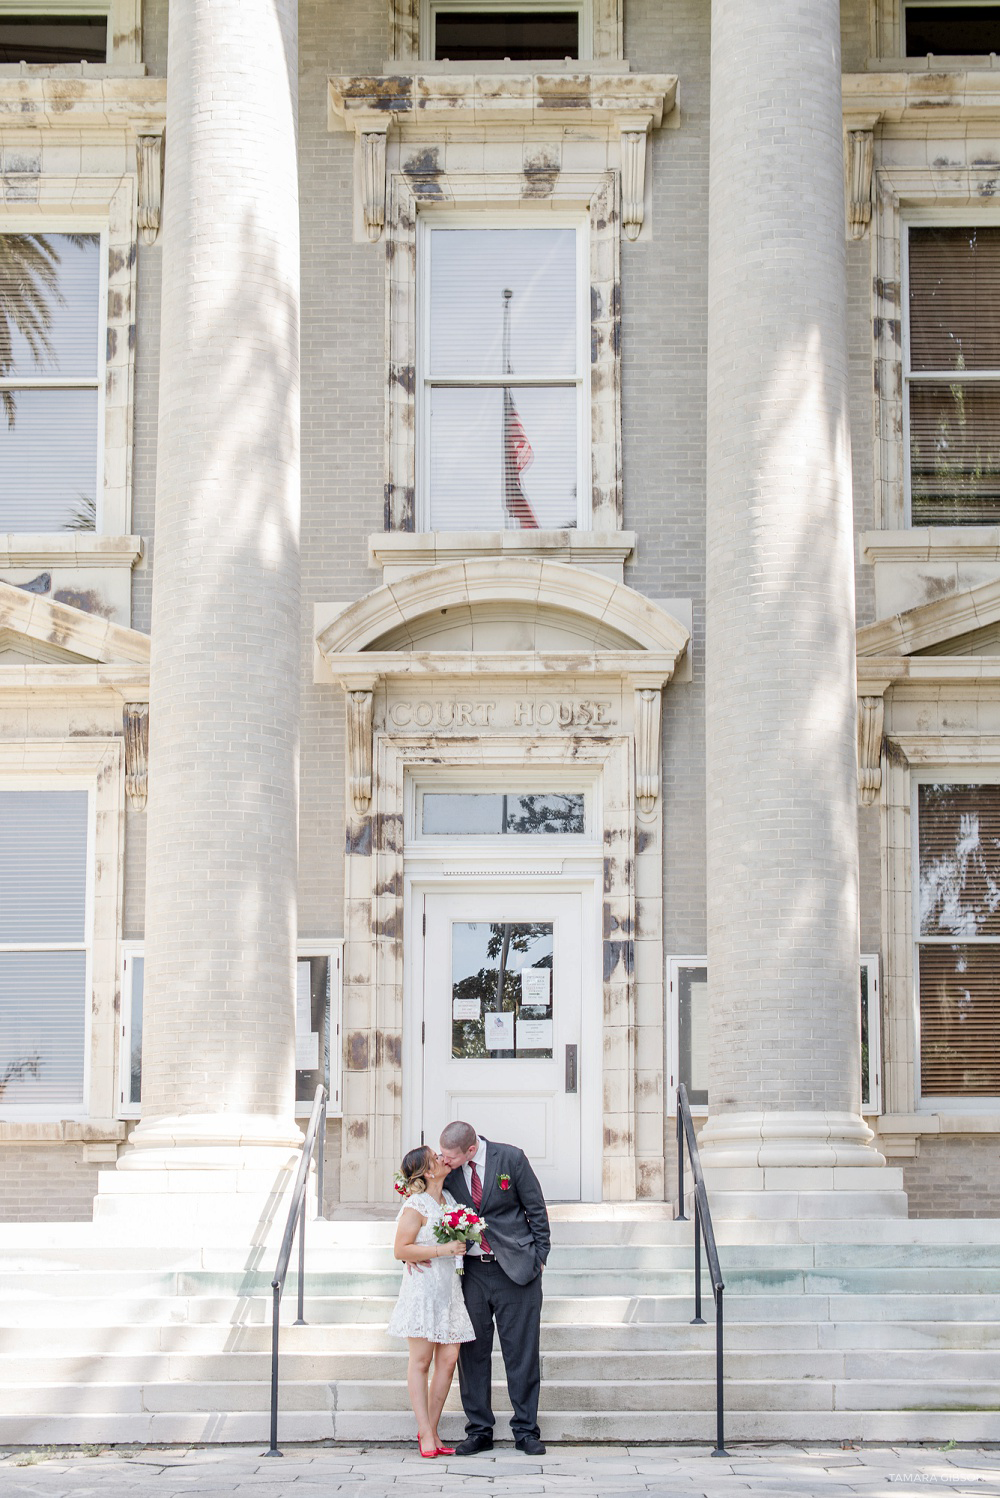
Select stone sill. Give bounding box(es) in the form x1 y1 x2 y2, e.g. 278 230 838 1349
0 664 149 691
878 1112 1000 1134
370 530 636 582
0 1120 126 1143
861 529 1000 564
330 72 678 132
0 62 146 79
0 76 166 128
389 59 632 77
0 535 143 569
845 69 1000 123
864 56 1000 72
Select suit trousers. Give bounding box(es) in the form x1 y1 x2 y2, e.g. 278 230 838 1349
457 1258 543 1441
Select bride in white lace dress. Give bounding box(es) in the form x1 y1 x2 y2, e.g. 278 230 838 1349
389 1145 475 1458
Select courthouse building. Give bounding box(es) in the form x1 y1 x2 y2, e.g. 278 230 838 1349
3 0 1000 1231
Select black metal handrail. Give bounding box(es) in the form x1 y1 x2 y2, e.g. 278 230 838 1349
676 1083 728 1457
265 1083 327 1457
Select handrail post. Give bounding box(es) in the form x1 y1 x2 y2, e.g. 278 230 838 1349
711 1286 728 1457
265 1283 282 1457
295 1190 307 1326
691 1195 705 1324
316 1094 327 1221
676 1105 687 1220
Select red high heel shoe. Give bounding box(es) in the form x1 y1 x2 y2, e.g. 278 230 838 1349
417 1438 437 1459
436 1446 456 1455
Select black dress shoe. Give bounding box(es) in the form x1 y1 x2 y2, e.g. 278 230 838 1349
454 1434 494 1455
515 1436 546 1455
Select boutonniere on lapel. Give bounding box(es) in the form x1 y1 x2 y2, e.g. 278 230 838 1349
497 1173 511 1191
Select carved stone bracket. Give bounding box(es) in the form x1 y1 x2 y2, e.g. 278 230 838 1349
360 122 389 243
857 694 885 806
620 119 650 242
123 703 149 812
136 132 164 246
347 689 374 814
847 127 874 241
634 685 662 815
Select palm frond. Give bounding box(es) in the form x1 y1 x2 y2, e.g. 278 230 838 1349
0 233 65 429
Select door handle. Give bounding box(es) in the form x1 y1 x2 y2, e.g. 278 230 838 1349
565 1044 578 1094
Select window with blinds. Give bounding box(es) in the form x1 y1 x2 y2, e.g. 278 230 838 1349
0 231 101 532
917 783 1000 1097
420 224 585 532
906 226 1000 525
0 789 89 1111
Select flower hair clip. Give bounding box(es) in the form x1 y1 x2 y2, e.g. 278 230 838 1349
393 1169 427 1197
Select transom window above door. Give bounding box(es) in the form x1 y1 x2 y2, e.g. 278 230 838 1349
0 13 108 63
420 222 587 532
429 3 583 60
421 790 586 836
904 1 1000 55
905 225 1000 525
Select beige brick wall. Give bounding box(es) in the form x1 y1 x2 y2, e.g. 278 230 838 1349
905 1137 1000 1218
0 1147 112 1224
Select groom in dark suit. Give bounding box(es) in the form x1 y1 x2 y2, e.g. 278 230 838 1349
440 1120 550 1455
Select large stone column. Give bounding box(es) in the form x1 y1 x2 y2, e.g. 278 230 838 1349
700 0 881 1168
119 0 301 1172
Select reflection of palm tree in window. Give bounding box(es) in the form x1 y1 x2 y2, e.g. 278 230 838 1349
0 232 91 428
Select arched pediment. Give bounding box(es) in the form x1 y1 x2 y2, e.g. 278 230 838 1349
316 558 690 663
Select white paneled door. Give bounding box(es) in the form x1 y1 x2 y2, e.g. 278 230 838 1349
418 889 584 1200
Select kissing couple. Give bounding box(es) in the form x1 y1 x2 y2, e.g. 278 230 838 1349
388 1120 550 1458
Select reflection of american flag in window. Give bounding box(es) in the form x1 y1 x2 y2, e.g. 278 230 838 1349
503 386 538 529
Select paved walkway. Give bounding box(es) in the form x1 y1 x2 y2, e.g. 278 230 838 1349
0 1445 997 1497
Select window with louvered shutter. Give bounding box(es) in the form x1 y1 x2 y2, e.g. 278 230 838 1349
420 222 586 531
917 783 1000 1097
0 231 101 532
906 226 1000 525
0 789 89 1111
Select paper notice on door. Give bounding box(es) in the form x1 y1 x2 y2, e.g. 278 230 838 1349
516 1018 553 1051
453 998 481 1021
520 968 551 1008
296 961 312 1035
484 1010 515 1050
295 1031 319 1070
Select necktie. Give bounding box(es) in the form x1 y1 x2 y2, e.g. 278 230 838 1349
469 1161 491 1253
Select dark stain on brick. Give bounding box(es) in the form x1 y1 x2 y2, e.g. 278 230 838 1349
342 75 413 109
883 735 908 769
128 322 136 351
603 859 614 895
603 939 634 981
637 830 654 854
873 277 900 305
348 1117 369 1140
611 283 621 318
604 907 633 939
106 328 117 361
403 147 442 177
391 363 416 395
591 326 602 364
14 572 51 595
346 1032 370 1071
611 317 621 356
376 870 403 898
375 812 404 853
384 483 393 531
377 907 404 941
384 1033 402 1067
345 819 373 857
591 285 603 321
53 588 114 618
401 487 415 533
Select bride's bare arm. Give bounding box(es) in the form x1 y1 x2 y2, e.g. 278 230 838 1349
393 1207 466 1264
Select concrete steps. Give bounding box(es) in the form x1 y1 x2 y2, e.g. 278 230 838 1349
1 1211 999 1444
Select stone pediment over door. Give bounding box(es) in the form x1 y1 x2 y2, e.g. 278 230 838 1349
315 557 690 818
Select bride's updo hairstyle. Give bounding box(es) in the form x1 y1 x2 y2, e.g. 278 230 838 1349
394 1145 433 1197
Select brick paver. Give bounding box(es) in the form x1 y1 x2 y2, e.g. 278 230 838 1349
0 1445 997 1497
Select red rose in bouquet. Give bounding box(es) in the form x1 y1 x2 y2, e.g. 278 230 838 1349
433 1205 488 1274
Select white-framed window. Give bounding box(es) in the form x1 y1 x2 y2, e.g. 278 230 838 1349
903 218 1000 527
0 786 92 1118
0 5 109 63
118 941 143 1118
914 779 1000 1104
0 226 105 533
119 942 344 1119
296 943 343 1117
667 956 883 1116
423 0 590 61
903 1 1000 55
417 214 589 532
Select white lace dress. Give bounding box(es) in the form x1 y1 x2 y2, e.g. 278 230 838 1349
386 1191 476 1344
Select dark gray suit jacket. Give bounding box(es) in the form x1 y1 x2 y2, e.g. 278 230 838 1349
444 1138 551 1287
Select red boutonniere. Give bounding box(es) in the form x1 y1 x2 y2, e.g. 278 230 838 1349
498 1173 511 1191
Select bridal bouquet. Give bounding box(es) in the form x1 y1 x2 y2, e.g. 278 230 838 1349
433 1207 488 1275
